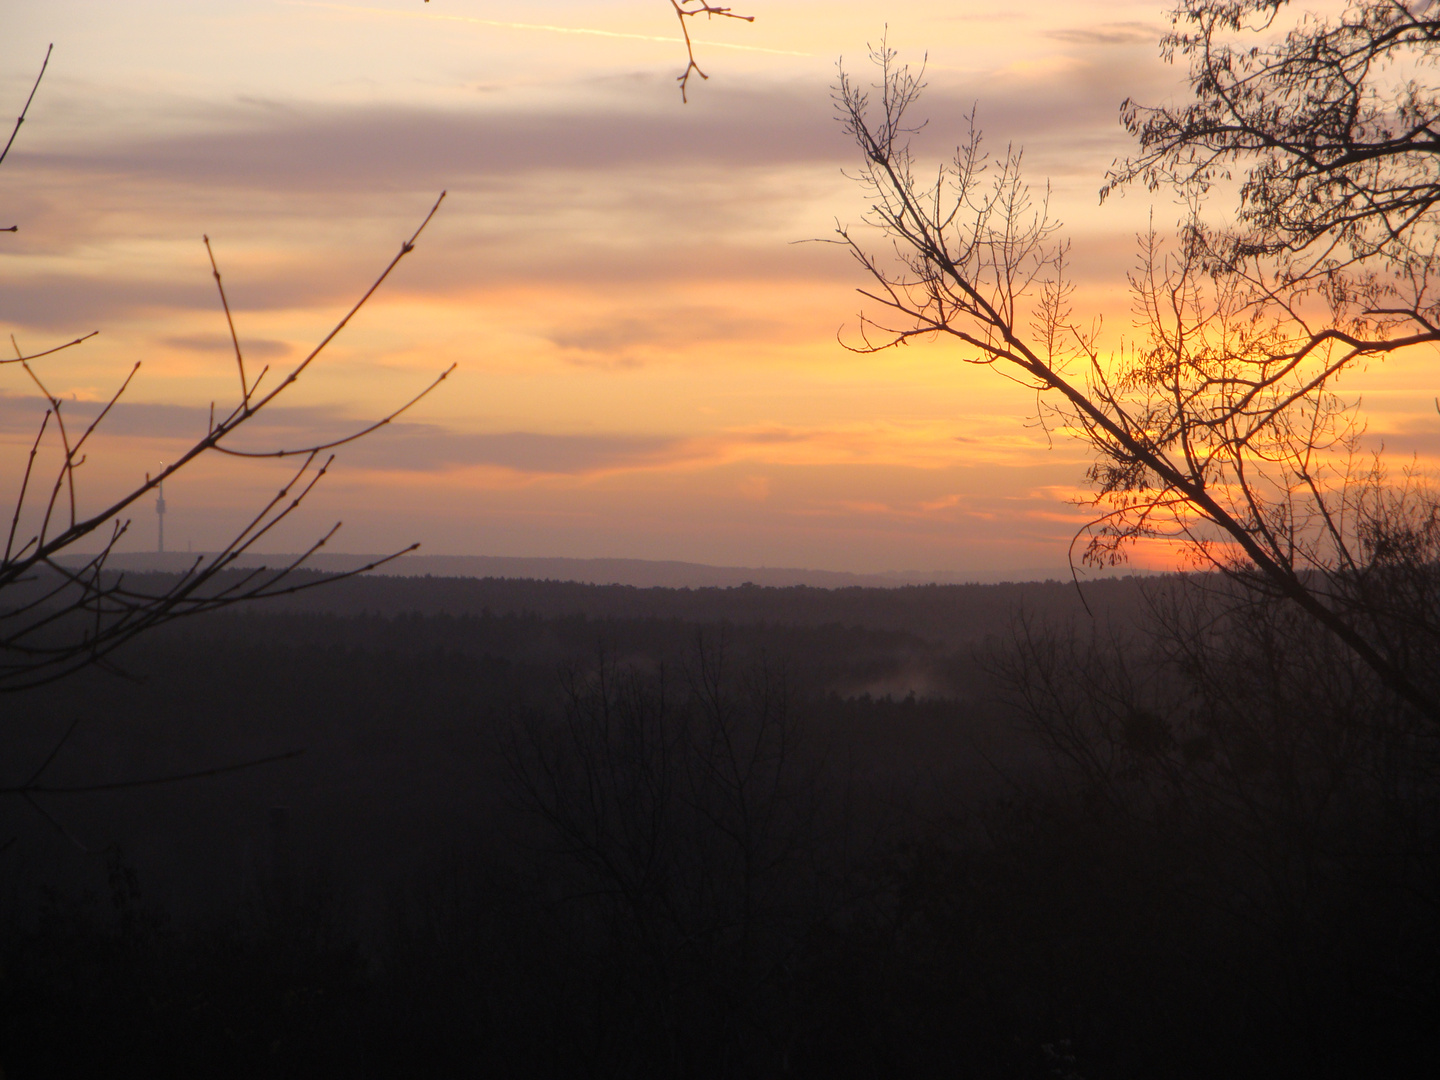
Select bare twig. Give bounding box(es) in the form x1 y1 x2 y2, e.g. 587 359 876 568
2 748 307 797
0 43 51 231
670 1 754 103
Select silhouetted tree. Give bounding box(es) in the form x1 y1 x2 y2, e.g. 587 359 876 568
981 570 1440 1073
834 14 1440 722
504 641 829 1075
1106 0 1440 277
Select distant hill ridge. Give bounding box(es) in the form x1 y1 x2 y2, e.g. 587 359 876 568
63 552 1140 588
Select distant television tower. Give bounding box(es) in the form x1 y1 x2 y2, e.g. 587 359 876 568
156 463 167 554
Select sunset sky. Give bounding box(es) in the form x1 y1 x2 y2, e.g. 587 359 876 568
3 1 1435 576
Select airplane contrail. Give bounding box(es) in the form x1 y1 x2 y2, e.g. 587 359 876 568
281 1 815 57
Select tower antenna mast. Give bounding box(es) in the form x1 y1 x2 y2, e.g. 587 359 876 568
156 463 167 555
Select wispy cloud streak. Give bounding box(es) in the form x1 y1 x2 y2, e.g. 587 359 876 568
283 1 814 57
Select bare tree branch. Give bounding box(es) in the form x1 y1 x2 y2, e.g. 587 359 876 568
836 39 1440 723
2 162 450 690
670 1 755 102
0 42 50 232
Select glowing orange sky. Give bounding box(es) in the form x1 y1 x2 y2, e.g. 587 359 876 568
2 1 1435 575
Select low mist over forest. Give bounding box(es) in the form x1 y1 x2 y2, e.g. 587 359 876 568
5 568 1437 1078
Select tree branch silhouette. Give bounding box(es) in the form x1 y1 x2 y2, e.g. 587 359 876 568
2 193 450 693
670 1 755 102
2 47 452 693
835 36 1440 723
0 41 50 231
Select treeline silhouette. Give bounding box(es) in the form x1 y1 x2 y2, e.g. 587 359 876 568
70 568 1152 639
3 572 1436 1077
